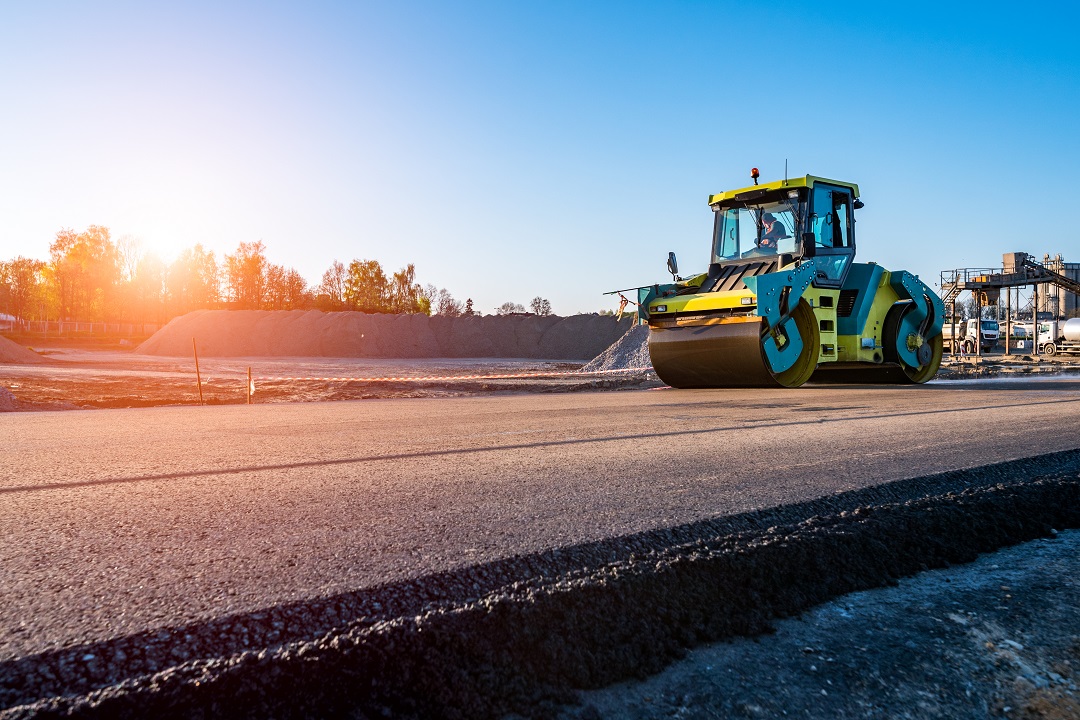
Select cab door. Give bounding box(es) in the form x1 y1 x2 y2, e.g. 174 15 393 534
809 183 856 288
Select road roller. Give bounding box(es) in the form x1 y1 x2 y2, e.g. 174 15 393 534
616 172 945 388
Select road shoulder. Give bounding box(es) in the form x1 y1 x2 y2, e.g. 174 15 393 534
562 530 1080 719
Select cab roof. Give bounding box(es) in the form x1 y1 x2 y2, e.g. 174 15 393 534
707 175 860 206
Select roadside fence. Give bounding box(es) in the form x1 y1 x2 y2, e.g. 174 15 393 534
18 320 161 337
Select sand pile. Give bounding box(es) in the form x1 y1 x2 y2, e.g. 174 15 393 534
0 386 18 411
0 335 44 364
136 310 633 360
581 324 652 372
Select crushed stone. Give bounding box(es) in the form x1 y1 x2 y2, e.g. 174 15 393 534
581 324 651 373
0 337 44 365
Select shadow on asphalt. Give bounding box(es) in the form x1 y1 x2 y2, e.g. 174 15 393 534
5 392 1080 496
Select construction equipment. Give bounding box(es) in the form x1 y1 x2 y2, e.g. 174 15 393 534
613 172 944 388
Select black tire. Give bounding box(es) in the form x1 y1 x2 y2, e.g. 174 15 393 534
1044 343 1056 356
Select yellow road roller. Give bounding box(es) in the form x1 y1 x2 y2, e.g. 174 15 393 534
614 172 944 388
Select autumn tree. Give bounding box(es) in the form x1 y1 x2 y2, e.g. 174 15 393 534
264 264 287 309
389 264 429 314
258 264 309 310
344 259 389 313
128 254 168 323
49 226 120 321
0 257 47 324
282 268 310 309
169 245 220 315
225 241 268 309
464 298 475 316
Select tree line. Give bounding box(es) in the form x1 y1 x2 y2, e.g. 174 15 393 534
0 226 554 327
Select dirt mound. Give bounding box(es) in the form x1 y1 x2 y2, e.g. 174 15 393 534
0 386 18 411
136 310 632 360
581 324 651 372
0 335 45 364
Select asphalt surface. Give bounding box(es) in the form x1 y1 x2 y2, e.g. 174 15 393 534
2 377 1080 663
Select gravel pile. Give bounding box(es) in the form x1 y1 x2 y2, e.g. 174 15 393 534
0 337 44 365
580 324 651 373
5 451 1079 719
135 311 632 361
0 387 17 411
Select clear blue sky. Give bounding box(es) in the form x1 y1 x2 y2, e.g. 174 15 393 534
2 1 1078 314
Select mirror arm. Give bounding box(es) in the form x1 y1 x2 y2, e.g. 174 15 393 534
667 251 679 281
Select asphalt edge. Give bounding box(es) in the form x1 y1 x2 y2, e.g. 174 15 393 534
4 453 1080 719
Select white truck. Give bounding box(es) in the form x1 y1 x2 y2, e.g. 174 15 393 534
1036 318 1080 356
941 318 1000 354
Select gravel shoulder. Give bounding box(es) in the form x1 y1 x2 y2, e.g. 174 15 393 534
3 336 1080 411
0 350 658 409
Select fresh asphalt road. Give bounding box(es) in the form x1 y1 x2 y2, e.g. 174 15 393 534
2 377 1080 660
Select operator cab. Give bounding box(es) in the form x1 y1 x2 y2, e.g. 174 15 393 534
709 176 861 288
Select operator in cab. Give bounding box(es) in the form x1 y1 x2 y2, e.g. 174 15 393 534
758 212 786 249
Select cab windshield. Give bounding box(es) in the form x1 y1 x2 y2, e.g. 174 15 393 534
709 182 856 288
712 195 802 263
982 321 999 332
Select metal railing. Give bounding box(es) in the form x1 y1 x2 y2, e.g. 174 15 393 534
11 321 160 337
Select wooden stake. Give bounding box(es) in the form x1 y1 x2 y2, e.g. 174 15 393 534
193 337 204 405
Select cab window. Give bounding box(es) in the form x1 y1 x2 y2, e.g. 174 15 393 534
811 185 852 248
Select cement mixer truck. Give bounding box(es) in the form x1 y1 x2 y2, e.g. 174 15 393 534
1036 318 1080 356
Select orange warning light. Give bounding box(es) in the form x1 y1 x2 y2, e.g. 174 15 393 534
751 167 760 185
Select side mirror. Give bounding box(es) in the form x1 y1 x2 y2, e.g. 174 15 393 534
800 232 817 258
666 251 679 280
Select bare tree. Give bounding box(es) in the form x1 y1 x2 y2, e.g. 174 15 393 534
529 297 552 316
317 260 346 310
435 288 463 316
496 302 526 315
115 234 142 283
